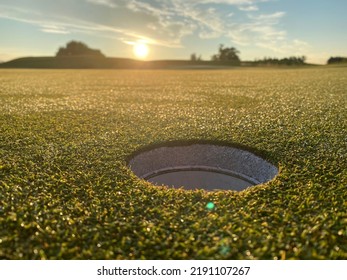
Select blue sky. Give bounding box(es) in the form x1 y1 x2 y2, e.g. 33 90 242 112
0 0 346 64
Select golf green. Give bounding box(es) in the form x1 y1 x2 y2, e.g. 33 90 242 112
0 67 346 259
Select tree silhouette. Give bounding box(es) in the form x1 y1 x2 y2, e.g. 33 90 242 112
327 57 347 64
56 41 105 57
190 53 202 61
211 44 240 64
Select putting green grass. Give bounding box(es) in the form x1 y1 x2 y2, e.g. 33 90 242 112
0 67 346 259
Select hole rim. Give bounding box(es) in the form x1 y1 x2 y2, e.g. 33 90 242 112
126 140 279 192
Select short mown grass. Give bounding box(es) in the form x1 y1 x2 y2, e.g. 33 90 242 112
0 67 346 259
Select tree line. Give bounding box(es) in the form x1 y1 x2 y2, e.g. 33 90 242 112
191 44 241 65
191 44 307 66
56 41 345 66
327 57 347 64
252 56 306 66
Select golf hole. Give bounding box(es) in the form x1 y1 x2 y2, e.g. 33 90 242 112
128 143 278 191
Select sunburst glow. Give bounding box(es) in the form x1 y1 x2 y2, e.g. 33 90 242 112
133 42 149 59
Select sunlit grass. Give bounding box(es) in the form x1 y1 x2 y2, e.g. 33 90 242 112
0 67 346 259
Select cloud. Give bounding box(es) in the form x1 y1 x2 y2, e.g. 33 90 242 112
238 5 259 11
41 25 70 34
86 0 117 8
248 11 286 20
0 2 179 47
255 38 310 56
120 0 275 45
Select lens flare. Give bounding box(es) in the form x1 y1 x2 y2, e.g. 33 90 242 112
206 202 215 210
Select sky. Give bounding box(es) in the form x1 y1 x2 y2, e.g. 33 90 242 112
0 0 346 64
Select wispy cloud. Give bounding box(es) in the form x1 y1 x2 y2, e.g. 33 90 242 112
86 0 117 8
238 5 259 11
41 25 70 34
248 11 286 21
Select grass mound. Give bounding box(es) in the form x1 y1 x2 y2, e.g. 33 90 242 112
0 68 346 259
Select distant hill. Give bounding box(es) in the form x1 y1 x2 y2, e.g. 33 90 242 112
0 56 240 69
0 56 139 69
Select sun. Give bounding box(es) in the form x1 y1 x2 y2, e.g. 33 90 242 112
133 42 149 59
